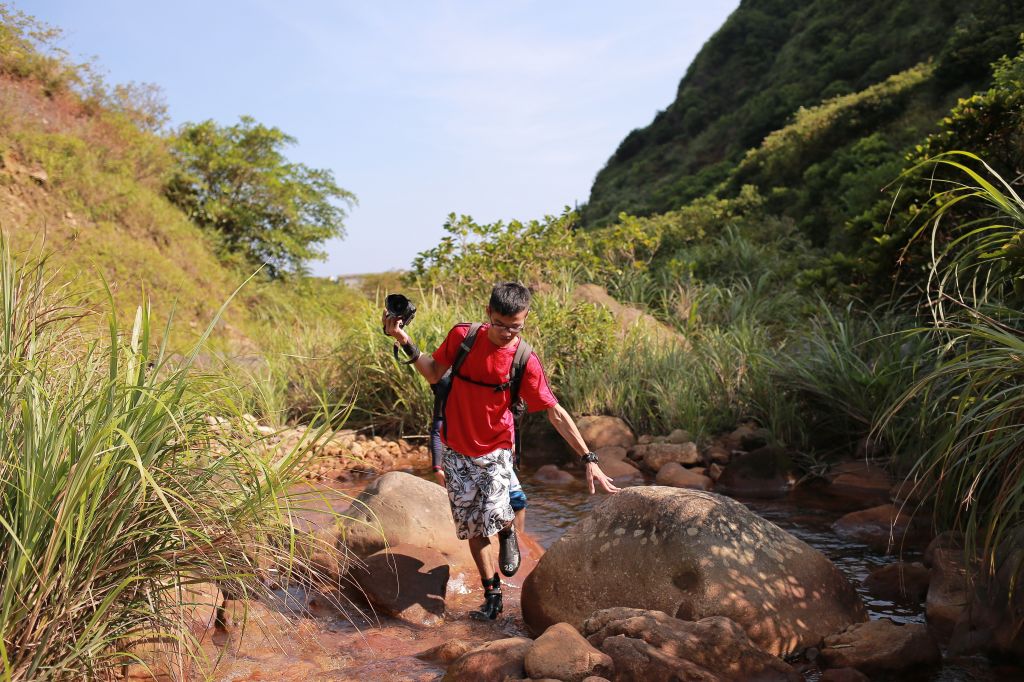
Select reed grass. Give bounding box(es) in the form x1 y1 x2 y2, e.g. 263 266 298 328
0 242 332 680
878 152 1024 563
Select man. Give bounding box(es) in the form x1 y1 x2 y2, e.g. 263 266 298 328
383 282 619 620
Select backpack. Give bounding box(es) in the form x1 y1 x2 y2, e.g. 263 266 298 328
431 322 533 468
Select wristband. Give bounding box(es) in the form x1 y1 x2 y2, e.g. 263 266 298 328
581 451 599 464
401 341 421 361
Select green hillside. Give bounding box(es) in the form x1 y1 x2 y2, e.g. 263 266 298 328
0 9 360 350
584 0 1024 234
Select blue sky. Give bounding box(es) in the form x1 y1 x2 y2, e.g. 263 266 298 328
31 1 739 276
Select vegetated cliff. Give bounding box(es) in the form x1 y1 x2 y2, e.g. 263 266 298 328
0 73 246 342
584 0 1024 238
0 72 358 350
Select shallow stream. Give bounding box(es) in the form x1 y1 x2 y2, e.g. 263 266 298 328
205 463 1022 681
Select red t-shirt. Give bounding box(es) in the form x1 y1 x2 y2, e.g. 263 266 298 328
432 323 558 457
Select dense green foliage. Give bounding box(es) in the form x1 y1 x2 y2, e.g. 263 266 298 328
585 0 1024 238
826 46 1024 298
166 117 356 278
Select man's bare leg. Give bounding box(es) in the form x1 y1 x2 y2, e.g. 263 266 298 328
514 508 526 534
468 535 496 580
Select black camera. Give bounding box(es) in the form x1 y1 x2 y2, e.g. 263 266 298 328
383 293 416 334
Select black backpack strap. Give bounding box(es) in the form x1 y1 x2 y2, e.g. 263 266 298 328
509 339 533 470
440 323 482 443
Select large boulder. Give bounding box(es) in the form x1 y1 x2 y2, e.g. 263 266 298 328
443 637 532 682
337 471 543 585
714 446 796 498
582 608 801 681
351 544 449 626
576 415 636 450
522 487 867 656
339 472 473 569
524 623 614 682
820 619 940 675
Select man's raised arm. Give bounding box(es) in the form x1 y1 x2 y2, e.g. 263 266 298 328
382 311 449 384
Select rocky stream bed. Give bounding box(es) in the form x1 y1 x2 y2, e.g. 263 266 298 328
128 418 1024 681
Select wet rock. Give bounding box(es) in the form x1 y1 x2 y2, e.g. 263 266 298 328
583 608 800 681
889 476 928 505
742 428 771 450
522 487 867 656
832 504 931 553
443 637 532 682
926 548 969 642
707 463 724 481
417 639 474 663
950 530 1024 658
820 668 870 682
353 544 449 626
655 462 712 491
705 445 731 465
715 446 797 498
637 442 700 472
575 415 636 449
338 472 474 573
924 530 963 568
581 677 611 682
524 622 614 682
821 619 940 674
827 460 893 505
594 445 627 461
598 457 643 483
666 428 692 444
863 562 930 603
534 464 576 486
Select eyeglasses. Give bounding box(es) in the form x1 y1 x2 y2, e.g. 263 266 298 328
490 318 525 334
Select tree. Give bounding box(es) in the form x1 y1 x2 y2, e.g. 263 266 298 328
166 116 355 278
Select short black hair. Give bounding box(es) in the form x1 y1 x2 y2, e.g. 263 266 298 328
489 282 531 316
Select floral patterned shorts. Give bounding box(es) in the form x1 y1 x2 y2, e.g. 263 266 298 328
442 445 515 540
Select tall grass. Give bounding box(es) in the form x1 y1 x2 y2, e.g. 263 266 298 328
560 322 773 438
240 285 618 440
0 243 324 680
760 303 924 458
878 152 1024 563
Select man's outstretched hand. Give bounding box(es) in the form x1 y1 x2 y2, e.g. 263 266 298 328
586 463 621 495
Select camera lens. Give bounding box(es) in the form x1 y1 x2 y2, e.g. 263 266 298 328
386 294 411 317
